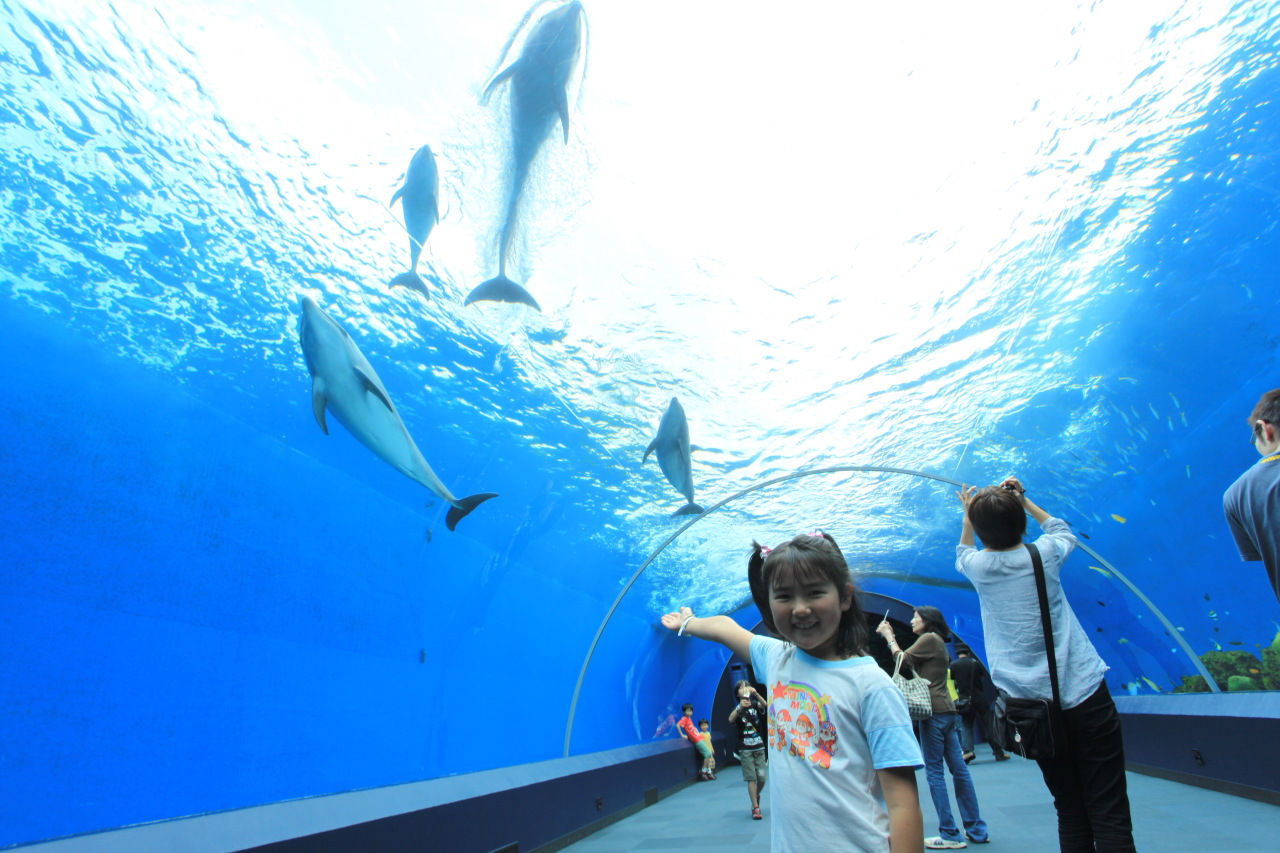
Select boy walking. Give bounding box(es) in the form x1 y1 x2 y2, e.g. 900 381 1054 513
728 681 768 819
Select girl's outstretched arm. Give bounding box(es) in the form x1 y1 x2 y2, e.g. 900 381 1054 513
877 766 923 853
660 607 754 660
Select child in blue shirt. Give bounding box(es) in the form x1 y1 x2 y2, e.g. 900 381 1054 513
662 530 924 853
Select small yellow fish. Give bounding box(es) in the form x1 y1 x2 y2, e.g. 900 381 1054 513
1208 611 1217 618
1141 677 1159 692
1088 566 1113 577
1111 514 1127 523
1118 638 1129 644
1186 465 1192 478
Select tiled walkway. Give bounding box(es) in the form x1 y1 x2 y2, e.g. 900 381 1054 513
559 752 1278 852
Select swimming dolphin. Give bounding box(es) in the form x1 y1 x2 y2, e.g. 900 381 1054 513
297 295 497 531
389 144 439 297
465 0 585 312
642 397 704 517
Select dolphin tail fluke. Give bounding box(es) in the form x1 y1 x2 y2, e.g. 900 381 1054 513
445 492 500 532
464 275 542 311
671 503 705 518
390 270 430 297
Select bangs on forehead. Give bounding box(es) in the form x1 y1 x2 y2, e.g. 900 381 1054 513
766 549 836 590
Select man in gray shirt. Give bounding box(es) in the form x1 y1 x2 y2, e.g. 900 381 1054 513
1223 389 1280 605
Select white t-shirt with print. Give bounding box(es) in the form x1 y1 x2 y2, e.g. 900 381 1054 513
750 635 922 853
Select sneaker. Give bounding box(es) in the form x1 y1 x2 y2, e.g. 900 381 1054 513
965 836 990 844
925 838 967 850
993 752 1011 761
961 752 975 764
751 806 762 820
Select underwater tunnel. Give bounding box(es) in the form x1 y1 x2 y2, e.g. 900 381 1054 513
2 0 1280 850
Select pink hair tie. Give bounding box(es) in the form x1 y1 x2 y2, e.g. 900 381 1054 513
808 530 825 539
760 545 773 557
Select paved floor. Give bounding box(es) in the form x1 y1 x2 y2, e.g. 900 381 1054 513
559 752 1278 852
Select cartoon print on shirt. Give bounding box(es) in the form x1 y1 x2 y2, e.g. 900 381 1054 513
767 680 838 771
790 713 814 759
810 719 838 769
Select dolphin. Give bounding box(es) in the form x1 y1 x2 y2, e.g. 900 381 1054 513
642 397 704 517
389 144 439 297
297 295 497 531
465 0 585 312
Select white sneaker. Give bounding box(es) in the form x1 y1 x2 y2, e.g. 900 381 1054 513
925 838 967 850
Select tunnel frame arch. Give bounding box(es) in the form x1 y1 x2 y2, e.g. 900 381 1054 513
564 464 1218 756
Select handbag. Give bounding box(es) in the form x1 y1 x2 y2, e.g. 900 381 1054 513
993 543 1067 760
892 652 934 721
953 696 971 716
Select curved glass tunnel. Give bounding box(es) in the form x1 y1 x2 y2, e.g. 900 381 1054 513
2 0 1279 847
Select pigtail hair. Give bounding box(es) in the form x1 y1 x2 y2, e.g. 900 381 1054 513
747 541 778 638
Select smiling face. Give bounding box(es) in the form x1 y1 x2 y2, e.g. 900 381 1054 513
768 572 853 661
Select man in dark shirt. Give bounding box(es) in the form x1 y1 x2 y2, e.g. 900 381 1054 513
948 644 1008 763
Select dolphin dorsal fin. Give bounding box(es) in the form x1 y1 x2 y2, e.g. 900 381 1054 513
642 438 658 464
690 444 703 454
390 184 404 207
311 380 330 435
354 368 394 413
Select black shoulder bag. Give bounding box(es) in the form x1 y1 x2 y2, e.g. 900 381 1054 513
993 543 1067 760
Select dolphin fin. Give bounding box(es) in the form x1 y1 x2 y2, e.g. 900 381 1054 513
353 368 394 412
642 439 658 464
311 381 330 435
445 492 500 532
481 61 520 103
672 503 705 518
690 444 703 453
390 270 429 296
390 184 404 207
464 274 542 311
557 88 570 143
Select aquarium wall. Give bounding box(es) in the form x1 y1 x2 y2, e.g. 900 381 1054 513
3 0 1280 847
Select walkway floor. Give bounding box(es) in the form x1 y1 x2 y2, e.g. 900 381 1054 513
559 752 1278 852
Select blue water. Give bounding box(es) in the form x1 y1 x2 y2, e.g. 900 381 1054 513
3 0 1280 846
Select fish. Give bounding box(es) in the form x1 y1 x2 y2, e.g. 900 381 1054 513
642 397 704 517
1111 514 1127 523
389 144 439 297
466 0 585 312
297 295 498 530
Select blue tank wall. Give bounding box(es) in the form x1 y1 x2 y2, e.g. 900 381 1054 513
3 1 1280 849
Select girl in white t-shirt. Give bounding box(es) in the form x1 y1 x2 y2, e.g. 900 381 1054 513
661 531 924 853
